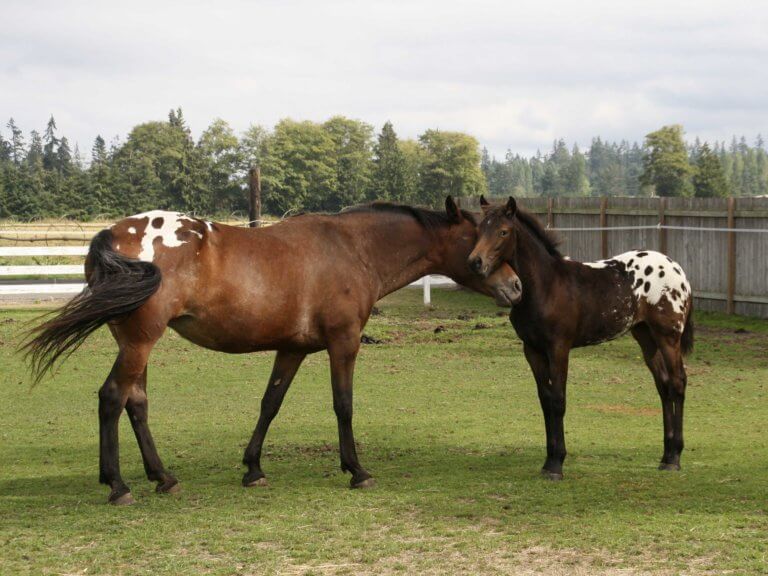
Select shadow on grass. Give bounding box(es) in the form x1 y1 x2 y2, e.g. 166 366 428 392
2 441 764 521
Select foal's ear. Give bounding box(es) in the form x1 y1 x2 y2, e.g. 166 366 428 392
445 195 463 223
479 195 491 213
504 197 518 219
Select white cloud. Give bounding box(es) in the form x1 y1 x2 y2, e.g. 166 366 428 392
1 0 766 157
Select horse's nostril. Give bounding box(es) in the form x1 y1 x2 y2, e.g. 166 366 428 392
515 279 521 291
469 257 482 274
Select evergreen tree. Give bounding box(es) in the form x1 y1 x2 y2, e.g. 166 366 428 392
692 143 729 197
641 125 693 197
372 121 408 202
6 118 25 165
43 115 59 170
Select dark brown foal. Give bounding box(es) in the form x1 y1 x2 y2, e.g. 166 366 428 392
24 197 521 504
468 197 693 479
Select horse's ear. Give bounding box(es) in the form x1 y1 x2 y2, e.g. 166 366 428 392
445 195 463 223
480 195 491 212
504 197 517 219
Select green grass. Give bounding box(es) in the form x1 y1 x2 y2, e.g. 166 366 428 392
1 289 767 575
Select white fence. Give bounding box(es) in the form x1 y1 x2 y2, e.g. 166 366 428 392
0 245 451 303
0 246 87 296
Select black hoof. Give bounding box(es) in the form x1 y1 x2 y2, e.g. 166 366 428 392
108 487 135 506
243 472 268 487
540 469 564 481
351 476 376 489
156 476 180 494
658 462 681 471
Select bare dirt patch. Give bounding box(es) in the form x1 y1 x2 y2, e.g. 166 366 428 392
280 544 719 575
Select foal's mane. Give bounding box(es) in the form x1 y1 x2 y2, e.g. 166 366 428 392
342 202 477 230
489 203 563 259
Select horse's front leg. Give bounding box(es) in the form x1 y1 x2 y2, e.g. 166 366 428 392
328 331 374 489
542 345 570 480
242 351 306 487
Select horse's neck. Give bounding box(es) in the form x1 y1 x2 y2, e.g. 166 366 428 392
363 218 443 298
512 225 559 301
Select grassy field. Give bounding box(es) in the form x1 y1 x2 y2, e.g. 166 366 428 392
1 288 766 575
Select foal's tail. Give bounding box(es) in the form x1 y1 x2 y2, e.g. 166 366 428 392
22 229 162 383
681 299 694 356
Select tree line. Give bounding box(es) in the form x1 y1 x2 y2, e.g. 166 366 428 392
484 125 768 199
0 110 485 220
1 113 765 221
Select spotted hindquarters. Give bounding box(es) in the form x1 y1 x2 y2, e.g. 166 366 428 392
112 210 213 262
23 229 162 382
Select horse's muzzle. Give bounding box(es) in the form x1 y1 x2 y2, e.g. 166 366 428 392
493 276 522 307
468 255 490 278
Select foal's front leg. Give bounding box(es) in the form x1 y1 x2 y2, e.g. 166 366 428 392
328 332 374 489
544 346 570 479
525 343 570 480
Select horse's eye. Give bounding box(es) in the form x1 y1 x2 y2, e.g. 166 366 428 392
500 230 508 237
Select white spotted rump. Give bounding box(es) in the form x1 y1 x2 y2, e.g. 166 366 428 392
123 210 198 262
584 250 691 319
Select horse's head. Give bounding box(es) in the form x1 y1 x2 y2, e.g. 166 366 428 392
442 196 522 306
468 195 519 279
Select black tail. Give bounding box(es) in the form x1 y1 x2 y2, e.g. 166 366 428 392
22 229 162 383
681 299 694 356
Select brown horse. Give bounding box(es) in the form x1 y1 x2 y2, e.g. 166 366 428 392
24 197 522 504
468 197 694 479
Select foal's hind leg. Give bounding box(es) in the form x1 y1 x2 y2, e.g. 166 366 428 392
125 366 179 494
242 351 306 487
632 324 676 468
652 330 687 471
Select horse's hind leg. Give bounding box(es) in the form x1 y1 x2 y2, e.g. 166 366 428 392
125 366 178 494
632 324 676 469
99 340 155 504
242 351 306 487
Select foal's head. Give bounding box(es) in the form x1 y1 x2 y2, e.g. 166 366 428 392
468 196 561 278
467 196 520 278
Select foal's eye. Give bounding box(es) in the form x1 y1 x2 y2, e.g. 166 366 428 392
499 230 508 237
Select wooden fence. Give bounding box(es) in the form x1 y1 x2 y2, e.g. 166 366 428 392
460 196 768 319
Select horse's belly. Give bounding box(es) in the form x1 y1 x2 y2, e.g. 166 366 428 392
168 309 324 353
574 290 637 347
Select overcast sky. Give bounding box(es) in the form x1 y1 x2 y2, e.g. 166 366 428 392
2 0 766 158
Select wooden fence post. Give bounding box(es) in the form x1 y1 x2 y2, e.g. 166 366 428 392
547 198 554 229
248 166 261 228
727 196 737 315
423 276 431 306
600 197 608 259
658 197 667 254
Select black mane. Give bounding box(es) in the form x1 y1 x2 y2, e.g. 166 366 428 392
488 203 562 258
342 202 476 229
